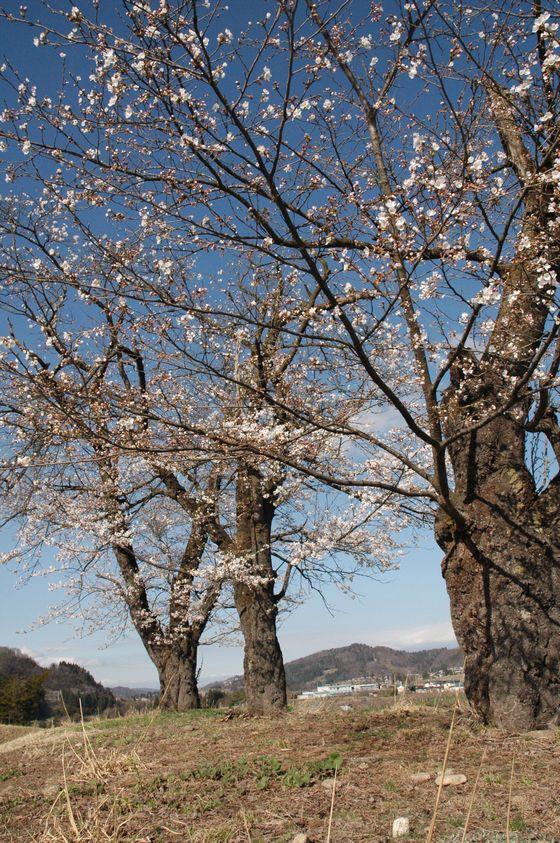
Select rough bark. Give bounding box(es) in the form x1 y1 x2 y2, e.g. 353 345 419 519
234 466 287 714
437 358 560 730
433 85 560 731
234 579 287 714
154 645 200 711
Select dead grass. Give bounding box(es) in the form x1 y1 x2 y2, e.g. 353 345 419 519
0 695 559 842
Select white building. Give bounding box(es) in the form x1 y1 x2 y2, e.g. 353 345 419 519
298 681 380 699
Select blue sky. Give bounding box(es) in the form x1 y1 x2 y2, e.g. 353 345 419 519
0 537 456 687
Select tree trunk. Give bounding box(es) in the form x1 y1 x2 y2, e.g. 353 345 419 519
234 579 287 714
437 499 560 731
437 357 560 730
154 646 200 711
235 465 287 714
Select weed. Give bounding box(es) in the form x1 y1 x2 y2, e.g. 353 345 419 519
254 754 283 789
186 750 343 791
310 751 342 776
448 816 464 828
191 757 250 783
484 773 503 785
0 768 23 782
282 767 314 788
509 817 527 833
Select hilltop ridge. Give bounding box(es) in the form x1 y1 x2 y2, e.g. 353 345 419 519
205 642 463 693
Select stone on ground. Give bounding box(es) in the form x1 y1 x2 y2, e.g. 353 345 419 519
392 816 410 837
435 772 467 786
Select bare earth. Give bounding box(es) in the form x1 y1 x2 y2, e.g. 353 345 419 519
0 695 558 842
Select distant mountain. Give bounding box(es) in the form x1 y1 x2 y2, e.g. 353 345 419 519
44 661 115 715
0 647 115 722
110 686 158 700
204 643 463 693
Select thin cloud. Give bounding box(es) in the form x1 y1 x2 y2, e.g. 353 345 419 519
373 620 457 649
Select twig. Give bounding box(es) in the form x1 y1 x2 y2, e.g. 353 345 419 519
426 700 458 843
326 765 338 843
461 747 487 842
241 806 253 843
61 748 80 841
506 749 516 843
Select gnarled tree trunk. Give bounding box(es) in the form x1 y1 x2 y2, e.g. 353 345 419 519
234 579 287 714
153 644 200 711
437 358 560 730
235 465 287 714
435 86 560 730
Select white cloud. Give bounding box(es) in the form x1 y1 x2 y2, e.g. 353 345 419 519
351 406 403 434
373 620 457 649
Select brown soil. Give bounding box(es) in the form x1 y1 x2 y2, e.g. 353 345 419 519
0 695 558 842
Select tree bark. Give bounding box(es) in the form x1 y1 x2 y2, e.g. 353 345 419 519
437 357 560 730
234 465 287 714
154 645 200 711
234 579 287 714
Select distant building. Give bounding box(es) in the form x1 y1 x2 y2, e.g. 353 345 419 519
417 679 464 692
298 680 380 699
297 674 464 699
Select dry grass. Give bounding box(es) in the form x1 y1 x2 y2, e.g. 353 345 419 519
1 695 559 842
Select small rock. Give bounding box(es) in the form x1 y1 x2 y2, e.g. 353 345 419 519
392 817 410 838
42 784 61 800
291 835 309 843
435 772 467 786
321 776 336 791
410 772 431 784
339 704 352 712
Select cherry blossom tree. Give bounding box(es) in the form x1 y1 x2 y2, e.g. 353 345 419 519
0 197 399 713
0 217 227 709
0 0 558 729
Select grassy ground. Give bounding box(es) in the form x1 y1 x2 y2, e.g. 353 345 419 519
0 694 558 842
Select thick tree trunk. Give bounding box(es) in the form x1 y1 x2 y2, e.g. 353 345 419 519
235 465 287 714
154 646 200 711
234 579 287 714
437 498 560 730
437 358 560 730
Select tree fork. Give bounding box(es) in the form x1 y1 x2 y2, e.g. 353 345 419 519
154 645 201 711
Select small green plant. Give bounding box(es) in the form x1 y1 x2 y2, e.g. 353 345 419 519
509 817 527 833
185 751 343 791
447 816 464 829
282 767 314 788
484 772 503 785
281 752 343 788
255 755 283 789
0 768 23 782
310 751 342 776
190 757 250 783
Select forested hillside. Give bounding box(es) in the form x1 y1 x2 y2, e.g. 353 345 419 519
0 648 115 723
